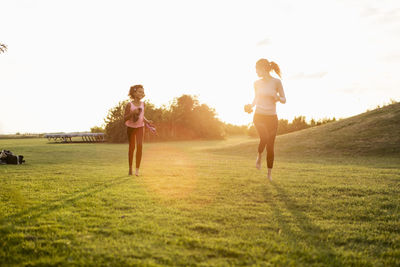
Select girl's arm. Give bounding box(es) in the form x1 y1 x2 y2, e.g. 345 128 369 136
142 102 153 124
124 103 134 122
144 117 153 124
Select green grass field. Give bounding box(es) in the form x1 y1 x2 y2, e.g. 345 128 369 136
1 104 400 266
1 136 399 266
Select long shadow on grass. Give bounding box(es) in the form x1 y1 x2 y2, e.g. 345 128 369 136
0 176 131 227
267 182 344 266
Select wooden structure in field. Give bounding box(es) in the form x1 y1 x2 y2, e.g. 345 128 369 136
45 133 105 143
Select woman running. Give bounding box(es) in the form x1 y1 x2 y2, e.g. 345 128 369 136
124 84 152 176
245 59 286 181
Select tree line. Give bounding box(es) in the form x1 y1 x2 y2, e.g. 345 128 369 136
247 116 336 137
97 94 336 142
102 95 223 142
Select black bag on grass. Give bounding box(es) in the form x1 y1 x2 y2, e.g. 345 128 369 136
0 150 25 165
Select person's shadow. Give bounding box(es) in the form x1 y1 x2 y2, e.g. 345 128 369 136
0 176 132 228
264 182 345 266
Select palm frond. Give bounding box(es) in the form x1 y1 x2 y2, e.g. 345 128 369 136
0 43 8 54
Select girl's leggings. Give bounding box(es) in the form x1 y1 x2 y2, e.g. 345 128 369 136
127 126 143 168
253 113 278 168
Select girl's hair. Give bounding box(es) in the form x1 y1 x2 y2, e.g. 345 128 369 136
128 84 143 99
256 58 281 78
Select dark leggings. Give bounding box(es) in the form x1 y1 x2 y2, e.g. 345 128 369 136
253 114 278 168
127 127 143 169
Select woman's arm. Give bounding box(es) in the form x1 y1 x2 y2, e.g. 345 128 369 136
244 82 258 113
276 80 286 104
251 82 258 107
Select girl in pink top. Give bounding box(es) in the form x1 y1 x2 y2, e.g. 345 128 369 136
124 85 152 176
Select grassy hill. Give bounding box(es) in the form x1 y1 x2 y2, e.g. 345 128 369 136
211 102 400 159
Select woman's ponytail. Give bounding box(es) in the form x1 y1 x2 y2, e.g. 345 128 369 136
256 58 282 78
270 61 281 78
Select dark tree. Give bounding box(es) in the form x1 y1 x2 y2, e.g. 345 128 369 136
104 100 128 143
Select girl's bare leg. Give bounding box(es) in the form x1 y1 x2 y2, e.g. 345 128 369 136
128 129 136 176
135 127 144 177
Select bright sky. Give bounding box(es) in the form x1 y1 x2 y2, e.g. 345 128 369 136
1 0 399 134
